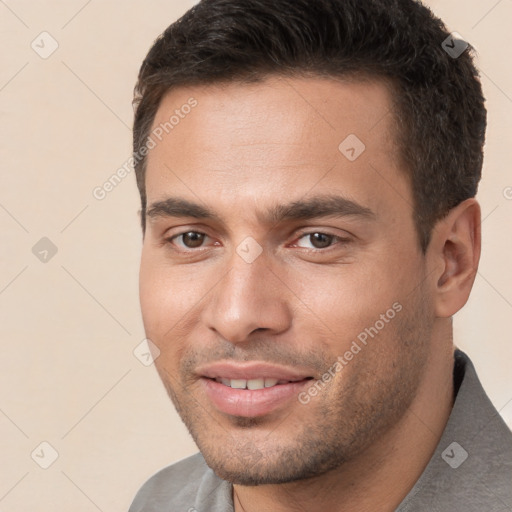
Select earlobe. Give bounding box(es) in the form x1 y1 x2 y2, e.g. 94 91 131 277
433 199 481 318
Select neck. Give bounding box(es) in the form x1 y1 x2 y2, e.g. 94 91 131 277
233 328 455 512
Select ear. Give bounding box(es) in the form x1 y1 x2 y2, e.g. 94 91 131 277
428 198 481 318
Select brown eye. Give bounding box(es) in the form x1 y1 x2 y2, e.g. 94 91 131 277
173 231 207 249
296 232 337 250
310 233 334 249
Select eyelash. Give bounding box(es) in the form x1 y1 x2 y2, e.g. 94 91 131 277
165 230 350 253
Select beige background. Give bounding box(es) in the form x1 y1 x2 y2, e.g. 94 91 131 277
0 0 511 510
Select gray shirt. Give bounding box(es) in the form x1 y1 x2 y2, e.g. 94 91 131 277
129 350 512 511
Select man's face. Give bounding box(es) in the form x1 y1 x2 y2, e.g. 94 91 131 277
139 76 435 485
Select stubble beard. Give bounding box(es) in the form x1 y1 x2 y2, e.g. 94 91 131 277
156 290 433 486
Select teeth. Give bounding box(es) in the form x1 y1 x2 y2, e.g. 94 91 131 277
230 379 247 389
247 378 265 390
216 377 284 389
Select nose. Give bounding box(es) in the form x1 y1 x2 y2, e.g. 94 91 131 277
201 245 292 344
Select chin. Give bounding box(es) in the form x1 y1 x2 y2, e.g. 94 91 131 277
200 441 346 486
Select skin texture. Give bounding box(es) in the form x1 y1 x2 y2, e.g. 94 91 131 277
139 76 481 512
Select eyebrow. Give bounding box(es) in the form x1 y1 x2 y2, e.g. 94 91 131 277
146 194 375 226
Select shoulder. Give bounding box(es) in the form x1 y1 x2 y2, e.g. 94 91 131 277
128 453 211 512
398 349 512 511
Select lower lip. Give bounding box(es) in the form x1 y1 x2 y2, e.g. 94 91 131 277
201 378 311 417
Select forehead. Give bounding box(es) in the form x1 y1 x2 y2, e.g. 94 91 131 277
145 75 411 225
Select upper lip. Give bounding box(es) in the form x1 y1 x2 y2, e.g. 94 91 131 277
197 362 313 381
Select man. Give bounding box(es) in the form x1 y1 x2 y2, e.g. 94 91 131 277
129 0 512 510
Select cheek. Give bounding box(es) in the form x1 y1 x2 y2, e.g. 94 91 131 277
139 262 186 371
139 250 182 339
292 264 397 333
139 252 160 329
139 249 209 344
